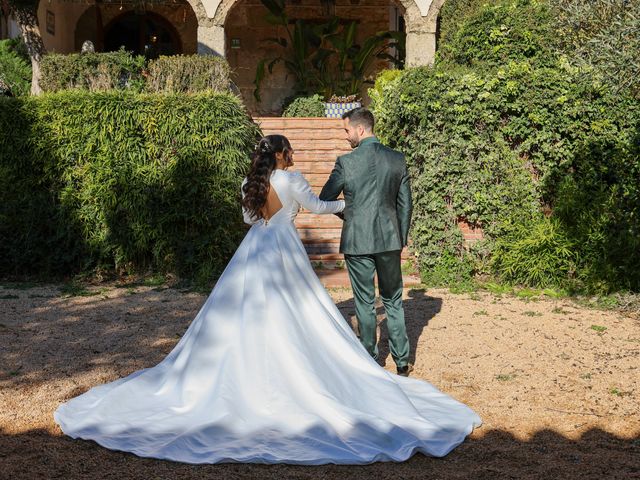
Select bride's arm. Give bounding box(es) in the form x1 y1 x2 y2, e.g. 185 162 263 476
290 172 345 214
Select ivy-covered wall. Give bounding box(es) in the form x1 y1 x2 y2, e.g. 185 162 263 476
371 0 640 292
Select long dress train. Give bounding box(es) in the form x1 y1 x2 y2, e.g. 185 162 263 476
54 169 481 464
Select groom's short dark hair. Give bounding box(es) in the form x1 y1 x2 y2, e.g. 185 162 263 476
342 107 374 132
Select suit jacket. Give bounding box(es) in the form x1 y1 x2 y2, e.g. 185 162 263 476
319 136 412 255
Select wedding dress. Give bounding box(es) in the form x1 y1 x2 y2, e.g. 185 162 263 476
54 169 481 464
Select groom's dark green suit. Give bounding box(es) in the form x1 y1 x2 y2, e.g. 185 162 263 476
319 136 413 368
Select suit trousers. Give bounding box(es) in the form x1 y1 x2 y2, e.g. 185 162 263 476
344 250 409 368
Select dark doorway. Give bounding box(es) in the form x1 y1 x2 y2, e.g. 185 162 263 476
104 12 182 58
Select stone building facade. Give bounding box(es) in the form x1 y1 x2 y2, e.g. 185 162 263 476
2 0 445 112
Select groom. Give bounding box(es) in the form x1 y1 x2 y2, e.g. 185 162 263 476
320 107 414 376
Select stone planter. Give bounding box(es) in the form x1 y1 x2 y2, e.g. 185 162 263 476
324 101 361 118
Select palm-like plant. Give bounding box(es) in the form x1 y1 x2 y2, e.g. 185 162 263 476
254 0 405 102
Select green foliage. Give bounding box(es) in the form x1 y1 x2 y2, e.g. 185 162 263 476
371 0 640 292
492 216 577 288
0 92 260 284
552 131 640 292
254 0 404 101
40 50 146 92
554 0 640 98
145 55 231 93
282 94 325 117
437 0 555 69
0 38 31 96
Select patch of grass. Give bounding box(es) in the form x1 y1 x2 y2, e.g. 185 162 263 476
482 282 512 295
516 288 541 299
449 281 478 294
126 287 138 295
552 306 567 314
401 260 418 276
142 275 166 287
468 292 481 301
590 325 607 333
496 373 516 381
473 310 489 316
609 387 625 397
580 373 592 380
523 310 543 317
59 282 95 297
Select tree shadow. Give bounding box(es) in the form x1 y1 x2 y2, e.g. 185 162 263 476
334 288 442 367
1 426 637 479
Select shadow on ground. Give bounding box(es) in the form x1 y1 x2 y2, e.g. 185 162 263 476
335 288 442 367
2 426 638 479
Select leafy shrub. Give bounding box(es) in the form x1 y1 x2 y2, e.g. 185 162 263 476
492 216 577 288
371 0 640 292
0 38 31 96
552 132 640 292
145 55 231 93
437 0 555 69
0 92 260 284
554 0 640 98
282 94 325 117
40 50 145 92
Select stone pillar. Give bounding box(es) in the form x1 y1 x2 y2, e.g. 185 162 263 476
399 0 444 67
405 31 436 67
197 23 225 56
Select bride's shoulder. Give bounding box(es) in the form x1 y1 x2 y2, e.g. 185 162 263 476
277 170 305 182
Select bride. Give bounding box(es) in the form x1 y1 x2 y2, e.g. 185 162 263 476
54 134 481 464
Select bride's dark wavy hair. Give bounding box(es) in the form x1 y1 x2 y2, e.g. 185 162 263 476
242 135 293 220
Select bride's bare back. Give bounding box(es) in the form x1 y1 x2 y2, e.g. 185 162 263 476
260 184 283 221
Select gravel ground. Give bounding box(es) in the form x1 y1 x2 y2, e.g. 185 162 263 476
0 282 638 479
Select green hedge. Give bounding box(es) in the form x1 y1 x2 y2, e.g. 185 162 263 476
145 55 231 93
40 52 232 94
40 50 146 92
0 38 31 96
372 0 640 292
0 92 260 284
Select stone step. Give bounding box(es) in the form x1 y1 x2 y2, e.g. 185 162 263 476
255 117 343 129
305 248 412 258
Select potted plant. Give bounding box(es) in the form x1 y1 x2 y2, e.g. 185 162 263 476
324 94 361 118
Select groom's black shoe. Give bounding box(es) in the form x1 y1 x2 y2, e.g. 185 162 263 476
397 364 414 377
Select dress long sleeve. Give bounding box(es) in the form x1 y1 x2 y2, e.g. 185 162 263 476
291 172 345 214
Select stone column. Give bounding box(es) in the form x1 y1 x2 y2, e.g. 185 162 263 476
401 0 443 67
405 31 436 67
197 23 225 56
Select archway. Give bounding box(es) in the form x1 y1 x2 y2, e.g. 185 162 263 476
104 11 183 57
75 2 200 55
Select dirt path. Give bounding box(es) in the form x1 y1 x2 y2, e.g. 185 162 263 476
1 283 638 479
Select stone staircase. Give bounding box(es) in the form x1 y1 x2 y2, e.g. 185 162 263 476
254 117 419 287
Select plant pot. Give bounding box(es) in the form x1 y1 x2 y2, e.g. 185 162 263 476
324 101 362 118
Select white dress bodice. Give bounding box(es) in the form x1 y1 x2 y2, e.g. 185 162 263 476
242 170 344 226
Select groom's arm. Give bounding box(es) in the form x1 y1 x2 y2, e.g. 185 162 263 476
319 157 345 202
396 164 413 247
